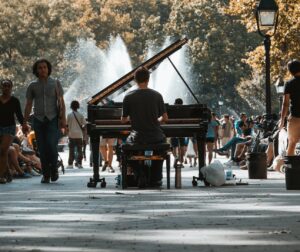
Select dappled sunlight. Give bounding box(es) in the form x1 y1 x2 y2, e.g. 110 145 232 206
1 159 300 251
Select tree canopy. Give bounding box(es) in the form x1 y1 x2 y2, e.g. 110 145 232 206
0 0 298 115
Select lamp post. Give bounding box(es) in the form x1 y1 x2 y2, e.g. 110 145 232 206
275 78 284 113
255 0 279 119
218 100 224 117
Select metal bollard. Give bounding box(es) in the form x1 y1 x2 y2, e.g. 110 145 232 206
144 150 153 167
175 166 181 189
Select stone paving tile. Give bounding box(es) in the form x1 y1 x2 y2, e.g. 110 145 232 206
1 150 300 252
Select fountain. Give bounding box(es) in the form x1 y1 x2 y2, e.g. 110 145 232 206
148 38 193 105
63 36 193 114
63 36 132 114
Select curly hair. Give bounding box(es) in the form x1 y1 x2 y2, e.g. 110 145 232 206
32 59 52 77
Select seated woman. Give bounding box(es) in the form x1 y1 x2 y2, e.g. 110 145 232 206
13 126 42 174
8 145 31 178
215 121 253 158
12 143 41 175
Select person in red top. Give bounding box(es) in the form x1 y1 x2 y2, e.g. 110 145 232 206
0 80 25 184
279 59 300 156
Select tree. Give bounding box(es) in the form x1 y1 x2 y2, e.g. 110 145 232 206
228 0 300 80
0 0 89 103
78 0 172 65
164 0 259 113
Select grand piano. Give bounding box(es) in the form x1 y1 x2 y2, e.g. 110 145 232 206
86 38 211 187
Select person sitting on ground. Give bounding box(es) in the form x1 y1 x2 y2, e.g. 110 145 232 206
279 59 300 156
215 119 252 162
66 100 86 169
121 67 168 188
7 145 31 179
229 120 255 168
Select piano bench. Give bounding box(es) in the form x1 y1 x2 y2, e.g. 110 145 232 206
121 143 170 152
121 143 171 189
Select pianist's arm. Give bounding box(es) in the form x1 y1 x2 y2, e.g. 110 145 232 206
158 112 168 124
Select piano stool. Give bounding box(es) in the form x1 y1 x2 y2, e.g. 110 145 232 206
121 143 171 189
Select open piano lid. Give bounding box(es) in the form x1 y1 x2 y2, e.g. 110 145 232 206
88 38 188 105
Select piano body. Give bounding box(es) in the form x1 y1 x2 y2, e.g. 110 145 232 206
87 38 210 186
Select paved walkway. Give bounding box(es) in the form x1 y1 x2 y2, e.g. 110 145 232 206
1 149 300 252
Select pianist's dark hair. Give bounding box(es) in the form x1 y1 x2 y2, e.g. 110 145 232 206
32 59 52 77
70 100 80 111
134 67 150 84
174 98 183 105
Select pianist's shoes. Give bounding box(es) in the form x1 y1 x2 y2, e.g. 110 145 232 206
108 166 115 173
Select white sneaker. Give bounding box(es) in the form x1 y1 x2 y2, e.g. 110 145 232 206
66 165 74 169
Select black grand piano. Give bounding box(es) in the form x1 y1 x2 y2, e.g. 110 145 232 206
87 38 210 188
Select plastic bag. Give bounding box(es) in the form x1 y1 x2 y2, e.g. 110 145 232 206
201 160 226 186
186 139 195 157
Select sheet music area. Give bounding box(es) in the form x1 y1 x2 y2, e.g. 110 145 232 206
86 38 211 188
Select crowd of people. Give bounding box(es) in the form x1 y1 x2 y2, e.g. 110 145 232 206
1 58 300 186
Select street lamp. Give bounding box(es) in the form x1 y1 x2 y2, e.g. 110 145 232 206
255 0 279 118
275 78 284 112
218 100 224 117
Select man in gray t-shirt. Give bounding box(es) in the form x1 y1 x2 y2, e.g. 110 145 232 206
23 59 66 184
121 67 168 187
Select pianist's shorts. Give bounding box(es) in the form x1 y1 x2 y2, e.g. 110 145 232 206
100 138 117 147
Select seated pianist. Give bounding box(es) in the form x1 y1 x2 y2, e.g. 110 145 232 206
121 67 168 188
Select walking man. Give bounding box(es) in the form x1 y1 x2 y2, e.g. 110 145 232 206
23 59 66 183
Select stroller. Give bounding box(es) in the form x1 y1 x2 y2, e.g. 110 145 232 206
57 153 65 174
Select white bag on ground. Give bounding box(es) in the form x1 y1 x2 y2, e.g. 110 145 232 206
186 139 195 157
201 160 226 186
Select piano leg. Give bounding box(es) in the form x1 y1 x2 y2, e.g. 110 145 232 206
87 134 107 188
192 134 208 187
197 135 206 178
91 134 100 180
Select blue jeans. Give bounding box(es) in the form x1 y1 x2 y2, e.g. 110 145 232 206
220 136 247 159
33 117 59 177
